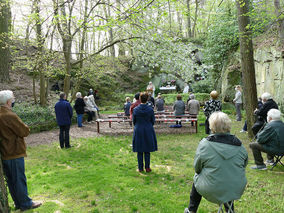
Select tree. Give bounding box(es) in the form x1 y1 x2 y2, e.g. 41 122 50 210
0 0 11 83
236 0 258 138
274 0 284 43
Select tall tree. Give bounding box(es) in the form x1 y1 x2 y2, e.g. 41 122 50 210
274 0 284 43
186 0 192 38
236 0 258 138
0 0 11 82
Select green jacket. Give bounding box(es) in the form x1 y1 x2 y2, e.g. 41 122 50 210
256 120 284 155
193 133 248 204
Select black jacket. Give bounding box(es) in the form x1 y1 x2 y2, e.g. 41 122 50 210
74 98 86 114
255 99 278 122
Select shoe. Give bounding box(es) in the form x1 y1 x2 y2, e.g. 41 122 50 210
78 125 85 127
250 165 267 170
265 159 274 165
240 130 247 133
137 169 144 173
21 201 42 211
145 168 152 173
184 208 195 213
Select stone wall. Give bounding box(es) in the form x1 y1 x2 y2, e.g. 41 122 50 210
254 46 284 112
221 45 284 113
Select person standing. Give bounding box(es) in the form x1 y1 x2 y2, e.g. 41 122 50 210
203 91 222 134
173 94 185 125
233 85 242 121
0 90 42 211
124 97 131 116
74 92 85 127
130 93 141 120
147 82 155 98
55 92 73 149
132 92 157 172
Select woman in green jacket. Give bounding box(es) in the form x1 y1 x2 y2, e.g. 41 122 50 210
185 112 248 213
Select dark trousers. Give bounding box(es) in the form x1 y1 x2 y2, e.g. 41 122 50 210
205 118 210 134
188 183 234 212
249 142 274 165
137 152 150 171
86 111 94 122
235 103 242 121
59 125 70 148
2 158 32 209
243 121 247 131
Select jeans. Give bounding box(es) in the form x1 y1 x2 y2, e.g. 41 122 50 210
2 158 32 209
77 114 83 127
188 183 234 212
59 125 71 148
249 142 274 165
243 120 247 131
137 152 150 171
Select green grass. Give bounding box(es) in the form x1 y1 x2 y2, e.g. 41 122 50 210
9 119 284 212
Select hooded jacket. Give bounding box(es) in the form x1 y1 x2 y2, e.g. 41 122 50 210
256 120 284 155
193 133 248 204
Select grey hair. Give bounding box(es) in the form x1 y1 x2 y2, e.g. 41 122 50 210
59 92 66 99
261 92 272 101
209 111 231 134
0 90 14 106
267 109 281 121
190 94 195 99
76 92 82 98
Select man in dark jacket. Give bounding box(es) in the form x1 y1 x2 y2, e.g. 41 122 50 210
250 109 284 170
252 92 278 135
0 90 42 211
55 92 73 148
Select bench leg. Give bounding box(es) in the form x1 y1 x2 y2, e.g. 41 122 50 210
109 122 111 128
96 122 100 133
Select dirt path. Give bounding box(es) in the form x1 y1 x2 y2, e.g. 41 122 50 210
26 115 198 146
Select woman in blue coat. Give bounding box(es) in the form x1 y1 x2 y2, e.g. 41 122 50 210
132 92 158 172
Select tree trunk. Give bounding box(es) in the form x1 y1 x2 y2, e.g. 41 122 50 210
35 0 47 106
186 0 192 38
274 0 284 44
192 0 199 38
236 0 258 138
168 0 172 34
63 38 72 98
0 155 9 213
0 0 11 83
33 74 38 104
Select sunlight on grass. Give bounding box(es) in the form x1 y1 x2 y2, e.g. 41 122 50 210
8 118 284 212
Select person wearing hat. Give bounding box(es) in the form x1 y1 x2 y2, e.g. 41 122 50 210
203 91 222 134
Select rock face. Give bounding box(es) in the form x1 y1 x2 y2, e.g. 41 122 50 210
222 44 284 112
254 46 284 112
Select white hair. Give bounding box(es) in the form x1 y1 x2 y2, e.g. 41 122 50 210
261 92 272 101
0 90 14 106
267 109 281 121
209 111 231 133
76 92 82 98
190 94 195 99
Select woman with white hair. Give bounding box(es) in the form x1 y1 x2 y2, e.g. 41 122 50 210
83 96 98 122
74 92 86 127
0 90 42 210
233 85 242 121
252 92 278 135
184 112 248 213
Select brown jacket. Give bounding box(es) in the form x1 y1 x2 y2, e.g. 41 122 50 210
0 106 30 160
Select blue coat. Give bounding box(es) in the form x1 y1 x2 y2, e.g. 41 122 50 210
55 99 73 126
132 104 157 152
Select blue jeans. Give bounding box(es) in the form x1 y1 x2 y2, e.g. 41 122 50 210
77 114 83 127
137 152 150 171
2 157 32 209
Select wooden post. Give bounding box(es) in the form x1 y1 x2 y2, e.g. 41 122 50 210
0 152 9 212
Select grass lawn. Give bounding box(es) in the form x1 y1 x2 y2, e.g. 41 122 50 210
9 118 284 212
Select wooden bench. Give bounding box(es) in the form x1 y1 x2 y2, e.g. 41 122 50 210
96 118 198 134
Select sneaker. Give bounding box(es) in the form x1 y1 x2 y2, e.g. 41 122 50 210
184 208 195 213
250 165 267 170
240 130 247 133
145 168 152 173
265 159 274 165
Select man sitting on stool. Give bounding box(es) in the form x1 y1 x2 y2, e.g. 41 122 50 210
250 109 284 170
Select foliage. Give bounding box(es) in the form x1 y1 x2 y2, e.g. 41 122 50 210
191 79 215 94
203 7 239 79
132 33 208 83
9 120 284 212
